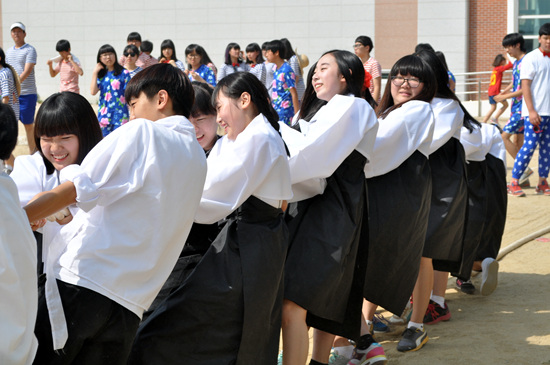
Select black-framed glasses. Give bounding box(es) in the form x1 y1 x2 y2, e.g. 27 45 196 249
391 76 421 88
353 44 364 49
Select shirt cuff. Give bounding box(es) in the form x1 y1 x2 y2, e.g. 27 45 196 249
59 164 98 212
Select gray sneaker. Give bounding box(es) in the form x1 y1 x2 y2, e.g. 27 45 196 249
480 258 499 296
396 326 428 352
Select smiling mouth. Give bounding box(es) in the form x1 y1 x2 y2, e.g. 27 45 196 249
196 134 204 140
52 153 68 161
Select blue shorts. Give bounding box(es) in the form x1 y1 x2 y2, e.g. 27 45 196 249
488 95 496 105
502 112 524 134
19 94 37 124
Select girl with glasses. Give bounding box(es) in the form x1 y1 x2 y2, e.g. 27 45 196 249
184 44 216 88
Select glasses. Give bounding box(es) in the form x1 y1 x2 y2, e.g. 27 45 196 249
100 53 114 59
125 53 136 57
353 44 364 49
187 54 200 59
391 76 421 88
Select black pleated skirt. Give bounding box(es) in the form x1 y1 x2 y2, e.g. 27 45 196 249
363 150 432 315
128 197 288 365
476 155 507 260
284 150 368 340
424 138 469 272
452 160 488 280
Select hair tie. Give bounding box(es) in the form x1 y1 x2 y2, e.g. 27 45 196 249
363 71 372 91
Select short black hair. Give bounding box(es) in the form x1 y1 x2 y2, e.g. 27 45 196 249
127 32 142 42
125 63 194 118
355 36 374 52
34 92 103 174
502 33 526 52
540 23 550 36
124 44 140 57
55 39 70 52
265 40 283 56
190 82 215 118
414 43 435 53
141 40 153 53
0 103 18 160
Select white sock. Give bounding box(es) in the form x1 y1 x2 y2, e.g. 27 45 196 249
408 321 424 331
430 294 445 307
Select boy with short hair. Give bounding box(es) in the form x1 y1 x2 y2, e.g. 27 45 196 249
47 39 83 93
120 32 158 69
265 40 299 125
508 23 550 197
354 35 382 102
493 33 530 186
0 103 38 365
25 63 207 364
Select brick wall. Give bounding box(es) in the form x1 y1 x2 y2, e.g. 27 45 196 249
468 0 509 99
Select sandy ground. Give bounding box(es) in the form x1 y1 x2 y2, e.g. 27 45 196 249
12 120 550 364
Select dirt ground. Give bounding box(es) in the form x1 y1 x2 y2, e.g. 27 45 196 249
13 120 550 364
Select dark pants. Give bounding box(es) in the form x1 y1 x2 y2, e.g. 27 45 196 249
33 276 140 365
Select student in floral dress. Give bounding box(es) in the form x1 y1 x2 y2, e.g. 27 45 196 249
90 44 131 136
265 40 298 125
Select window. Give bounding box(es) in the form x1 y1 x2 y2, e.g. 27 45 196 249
518 0 550 51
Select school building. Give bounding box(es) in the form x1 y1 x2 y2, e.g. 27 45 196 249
0 0 547 103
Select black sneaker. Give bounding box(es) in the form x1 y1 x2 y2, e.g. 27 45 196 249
423 300 451 324
396 326 428 352
456 278 476 295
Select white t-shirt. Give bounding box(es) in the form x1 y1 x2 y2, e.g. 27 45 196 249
45 116 207 350
520 48 550 117
0 166 38 365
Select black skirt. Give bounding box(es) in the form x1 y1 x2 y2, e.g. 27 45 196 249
128 197 288 365
284 150 367 340
424 138 468 272
476 155 507 260
452 160 488 280
363 150 432 315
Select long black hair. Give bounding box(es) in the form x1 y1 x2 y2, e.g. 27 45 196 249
245 43 264 64
160 39 178 61
299 50 377 122
0 47 20 96
213 72 279 131
224 42 243 65
376 54 437 119
415 50 480 131
34 92 103 174
96 44 124 78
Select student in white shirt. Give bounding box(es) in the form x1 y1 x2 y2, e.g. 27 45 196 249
0 103 38 365
396 50 479 353
129 72 292 365
10 92 103 274
24 63 207 365
340 55 438 364
278 50 378 365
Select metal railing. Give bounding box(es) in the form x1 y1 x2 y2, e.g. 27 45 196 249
453 70 513 116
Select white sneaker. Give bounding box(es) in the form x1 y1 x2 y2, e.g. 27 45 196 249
480 258 499 296
329 345 354 365
519 167 533 185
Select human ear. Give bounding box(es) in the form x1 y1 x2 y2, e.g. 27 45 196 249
240 92 252 109
157 90 169 109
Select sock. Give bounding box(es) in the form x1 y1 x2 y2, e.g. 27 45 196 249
408 321 424 331
309 360 328 365
332 345 355 359
430 294 445 307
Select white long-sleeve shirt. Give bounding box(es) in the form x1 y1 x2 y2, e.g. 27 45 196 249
45 116 206 350
0 166 38 365
280 94 379 201
428 97 464 155
195 113 292 224
364 100 435 178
